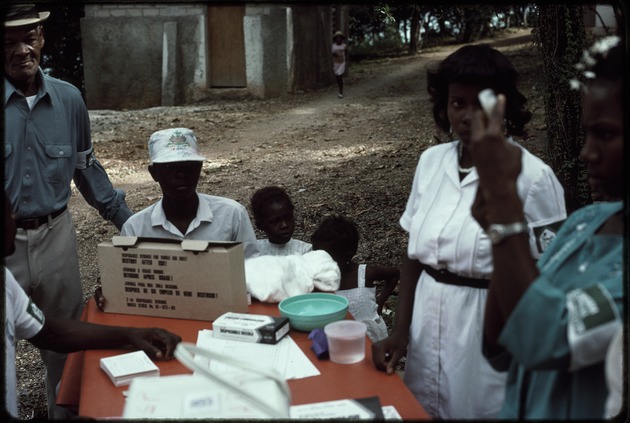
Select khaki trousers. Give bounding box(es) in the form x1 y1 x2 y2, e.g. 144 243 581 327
6 209 84 419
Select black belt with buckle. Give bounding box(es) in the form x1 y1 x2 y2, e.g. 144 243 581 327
422 264 490 289
16 206 67 230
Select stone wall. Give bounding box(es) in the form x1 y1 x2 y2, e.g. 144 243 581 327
81 4 339 109
81 4 207 109
244 6 289 97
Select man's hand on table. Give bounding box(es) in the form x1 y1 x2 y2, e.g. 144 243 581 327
127 327 182 360
93 286 106 311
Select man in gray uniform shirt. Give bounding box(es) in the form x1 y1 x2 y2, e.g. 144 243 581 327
4 4 133 418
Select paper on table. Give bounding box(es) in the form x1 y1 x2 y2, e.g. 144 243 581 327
381 405 403 420
290 396 384 419
99 350 159 387
195 329 320 380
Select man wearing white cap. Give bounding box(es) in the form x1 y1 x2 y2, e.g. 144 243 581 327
119 128 260 256
4 4 133 418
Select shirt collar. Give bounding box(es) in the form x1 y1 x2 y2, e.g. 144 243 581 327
4 79 17 106
450 136 516 186
150 198 186 236
4 68 50 106
197 196 214 223
150 198 169 229
150 195 214 232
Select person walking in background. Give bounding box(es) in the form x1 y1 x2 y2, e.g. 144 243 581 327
469 36 623 420
4 4 133 418
371 44 567 419
250 186 312 256
311 215 399 342
332 30 347 98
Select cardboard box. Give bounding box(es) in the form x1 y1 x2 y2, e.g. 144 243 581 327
98 236 248 321
212 312 290 344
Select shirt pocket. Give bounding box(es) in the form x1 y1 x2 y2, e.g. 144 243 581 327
44 144 72 183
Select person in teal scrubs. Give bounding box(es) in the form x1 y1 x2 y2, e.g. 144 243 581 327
468 36 624 419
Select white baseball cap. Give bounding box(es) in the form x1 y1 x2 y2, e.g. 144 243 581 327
148 128 206 164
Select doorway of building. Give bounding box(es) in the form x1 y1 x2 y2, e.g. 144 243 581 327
207 6 247 87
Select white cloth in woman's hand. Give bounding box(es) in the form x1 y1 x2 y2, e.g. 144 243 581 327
245 250 340 302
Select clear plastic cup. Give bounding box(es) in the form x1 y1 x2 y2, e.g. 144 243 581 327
324 320 367 364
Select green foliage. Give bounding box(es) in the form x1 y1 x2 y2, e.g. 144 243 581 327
348 4 409 59
349 4 530 57
350 27 408 59
349 4 392 46
454 5 496 43
532 4 591 212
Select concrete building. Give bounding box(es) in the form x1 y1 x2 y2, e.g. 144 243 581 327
80 3 348 110
584 4 619 35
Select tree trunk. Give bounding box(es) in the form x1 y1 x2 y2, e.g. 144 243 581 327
408 6 421 54
290 5 334 92
533 4 591 213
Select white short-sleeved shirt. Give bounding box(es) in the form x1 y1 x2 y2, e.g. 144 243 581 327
5 267 45 417
256 238 312 256
400 140 566 419
121 193 260 258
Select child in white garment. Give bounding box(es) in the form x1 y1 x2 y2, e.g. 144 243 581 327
332 31 347 98
250 186 312 256
310 215 399 341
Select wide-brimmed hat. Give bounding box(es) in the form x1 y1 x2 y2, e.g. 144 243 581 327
4 4 50 28
333 30 345 40
148 128 206 164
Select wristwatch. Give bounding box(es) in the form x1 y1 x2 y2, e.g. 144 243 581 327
486 222 528 245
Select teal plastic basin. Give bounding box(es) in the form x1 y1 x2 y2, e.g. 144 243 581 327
278 293 349 332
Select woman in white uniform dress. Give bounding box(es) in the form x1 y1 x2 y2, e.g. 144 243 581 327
371 44 567 419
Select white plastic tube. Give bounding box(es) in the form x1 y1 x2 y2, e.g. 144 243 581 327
478 88 497 117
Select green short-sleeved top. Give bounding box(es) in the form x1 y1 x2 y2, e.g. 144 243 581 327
497 201 623 419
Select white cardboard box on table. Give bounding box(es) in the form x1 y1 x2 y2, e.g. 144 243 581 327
212 312 290 344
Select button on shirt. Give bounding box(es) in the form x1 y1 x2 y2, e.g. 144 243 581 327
4 69 131 226
121 193 260 258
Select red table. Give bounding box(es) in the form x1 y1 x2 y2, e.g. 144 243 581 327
58 299 429 419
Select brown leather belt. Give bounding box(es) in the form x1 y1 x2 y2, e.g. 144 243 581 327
423 265 490 289
16 206 67 230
